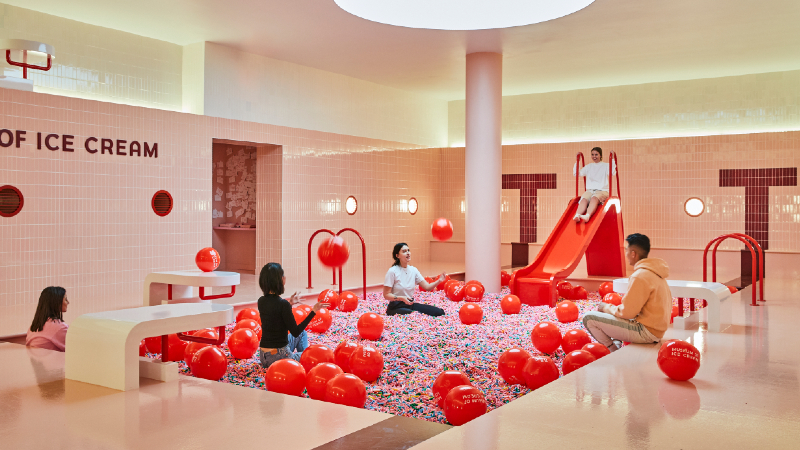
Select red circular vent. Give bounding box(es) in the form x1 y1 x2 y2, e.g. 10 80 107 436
152 190 173 216
0 185 23 217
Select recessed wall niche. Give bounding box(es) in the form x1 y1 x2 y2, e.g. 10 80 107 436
212 142 257 273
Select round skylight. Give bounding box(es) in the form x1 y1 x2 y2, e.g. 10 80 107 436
334 0 597 30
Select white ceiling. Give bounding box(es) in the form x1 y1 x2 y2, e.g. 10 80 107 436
9 0 800 100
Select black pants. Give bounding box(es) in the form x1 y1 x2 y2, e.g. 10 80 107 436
386 300 445 317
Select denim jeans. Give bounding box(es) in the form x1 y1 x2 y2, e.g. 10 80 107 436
258 330 309 368
582 311 660 352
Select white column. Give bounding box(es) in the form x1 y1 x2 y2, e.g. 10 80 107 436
465 52 502 293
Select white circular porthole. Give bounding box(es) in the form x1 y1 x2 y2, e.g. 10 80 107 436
408 198 418 215
684 198 705 217
345 196 358 215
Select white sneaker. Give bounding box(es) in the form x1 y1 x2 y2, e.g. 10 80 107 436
581 214 590 223
573 214 581 223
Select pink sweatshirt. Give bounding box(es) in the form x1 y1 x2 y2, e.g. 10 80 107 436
26 319 68 352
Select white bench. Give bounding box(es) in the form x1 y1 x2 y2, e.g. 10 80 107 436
144 270 240 306
65 303 234 391
613 279 732 332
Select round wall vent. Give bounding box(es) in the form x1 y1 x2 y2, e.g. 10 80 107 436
152 190 173 216
0 185 24 217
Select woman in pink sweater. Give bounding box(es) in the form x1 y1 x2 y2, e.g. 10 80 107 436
26 286 70 352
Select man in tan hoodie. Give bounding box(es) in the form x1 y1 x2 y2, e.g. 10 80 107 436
582 233 672 352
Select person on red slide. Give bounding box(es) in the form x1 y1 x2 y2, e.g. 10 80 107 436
573 146 616 223
582 234 671 352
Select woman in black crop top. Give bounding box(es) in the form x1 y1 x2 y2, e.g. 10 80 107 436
257 263 328 369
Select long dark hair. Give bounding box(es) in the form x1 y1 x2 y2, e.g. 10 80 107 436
259 263 285 296
30 287 66 332
392 243 408 267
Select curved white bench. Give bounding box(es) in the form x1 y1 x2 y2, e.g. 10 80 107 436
65 303 234 391
144 270 240 306
613 279 732 332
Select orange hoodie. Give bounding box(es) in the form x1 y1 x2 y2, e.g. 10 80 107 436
607 258 672 338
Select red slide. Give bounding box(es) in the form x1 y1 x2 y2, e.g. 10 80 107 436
510 152 625 307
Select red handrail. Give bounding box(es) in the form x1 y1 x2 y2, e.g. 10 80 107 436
307 229 337 290
336 228 367 299
6 50 53 80
711 233 764 302
703 234 763 306
608 151 620 199
575 152 586 197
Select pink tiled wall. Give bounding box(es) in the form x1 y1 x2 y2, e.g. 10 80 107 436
439 132 800 253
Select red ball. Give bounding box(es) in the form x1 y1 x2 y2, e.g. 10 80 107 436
522 355 560 390
561 329 592 353
349 344 384 382
727 285 737 294
465 280 483 288
236 308 261 324
139 340 147 357
308 308 333 333
144 336 162 354
556 281 574 299
603 293 622 306
432 371 471 409
431 217 454 241
334 341 359 372
227 328 259 360
193 328 219 341
191 346 228 380
599 281 614 298
671 305 680 323
292 306 309 325
500 271 511 286
318 289 340 310
500 294 521 314
195 247 220 272
657 339 701 381
446 283 465 302
266 359 307 396
306 362 343 401
234 319 262 339
582 342 611 360
326 373 367 408
443 385 487 426
497 348 532 385
531 322 562 354
459 303 483 325
463 284 485 302
318 236 350 268
357 313 384 340
572 285 588 300
299 344 335 373
164 333 188 362
555 300 580 323
339 291 359 312
435 275 451 291
184 342 212 370
562 350 596 375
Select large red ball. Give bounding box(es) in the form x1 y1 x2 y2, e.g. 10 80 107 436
306 362 343 401
531 322 562 354
522 355 560 390
555 300 580 323
572 285 588 300
431 217 454 241
603 293 622 306
435 275 451 291
184 342 212 370
326 373 367 408
599 281 614 298
236 308 261 324
318 289 340 310
292 306 309 325
334 341 359 372
561 329 592 353
432 371 471 409
497 348 532 385
144 336 162 354
459 303 483 325
446 283 465 302
727 286 737 294
299 344 335 373
234 319 262 339
443 385 487 426
349 344 383 382
195 247 220 272
193 328 219 341
139 340 147 357
266 359 307 396
227 328 259 360
556 281 574 299
191 346 228 380
500 294 521 314
657 339 701 381
318 236 350 268
500 271 511 286
582 342 611 360
308 308 333 333
463 284 485 302
562 350 596 375
357 313 384 340
338 291 359 312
